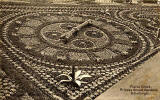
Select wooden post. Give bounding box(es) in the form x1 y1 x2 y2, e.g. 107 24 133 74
157 28 160 40
72 66 75 81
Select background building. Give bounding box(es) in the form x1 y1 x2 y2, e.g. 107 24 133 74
95 0 113 3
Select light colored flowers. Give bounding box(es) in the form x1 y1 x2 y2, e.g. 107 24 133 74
58 70 91 86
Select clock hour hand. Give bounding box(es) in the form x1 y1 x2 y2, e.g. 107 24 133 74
60 19 92 44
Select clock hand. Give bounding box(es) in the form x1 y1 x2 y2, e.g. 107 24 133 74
60 19 92 44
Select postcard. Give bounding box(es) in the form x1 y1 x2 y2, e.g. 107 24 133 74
0 0 160 100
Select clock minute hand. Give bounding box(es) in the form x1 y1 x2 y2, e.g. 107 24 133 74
75 19 92 32
60 19 92 44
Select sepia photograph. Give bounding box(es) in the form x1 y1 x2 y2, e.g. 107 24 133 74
0 0 160 100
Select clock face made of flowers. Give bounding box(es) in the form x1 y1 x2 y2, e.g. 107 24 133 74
1 6 159 100
7 13 140 66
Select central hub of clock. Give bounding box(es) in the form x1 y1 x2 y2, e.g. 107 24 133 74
40 22 110 51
